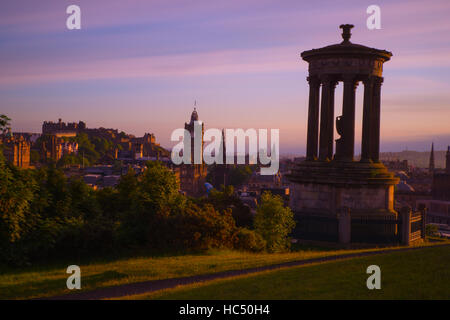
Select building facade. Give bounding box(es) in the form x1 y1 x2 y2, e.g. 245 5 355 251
42 118 85 137
431 146 450 202
0 133 31 168
179 108 207 196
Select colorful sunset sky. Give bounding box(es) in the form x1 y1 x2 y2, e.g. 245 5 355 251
1 0 450 154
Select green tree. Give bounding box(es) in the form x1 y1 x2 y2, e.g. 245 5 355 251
76 132 99 165
206 185 253 228
31 165 71 218
228 165 253 187
57 153 80 167
170 202 237 251
254 192 295 253
139 161 181 213
117 162 184 247
68 177 101 219
0 158 35 243
116 167 138 211
0 114 11 134
0 150 37 263
96 187 121 221
30 150 40 164
233 227 266 252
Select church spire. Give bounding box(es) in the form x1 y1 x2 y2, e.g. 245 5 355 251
429 142 435 174
221 128 226 165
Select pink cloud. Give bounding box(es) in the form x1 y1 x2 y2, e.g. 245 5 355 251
0 46 306 86
0 0 276 34
388 50 450 69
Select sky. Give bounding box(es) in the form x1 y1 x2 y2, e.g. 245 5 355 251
1 0 450 155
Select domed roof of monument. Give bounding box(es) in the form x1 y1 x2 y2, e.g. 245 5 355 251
301 24 392 62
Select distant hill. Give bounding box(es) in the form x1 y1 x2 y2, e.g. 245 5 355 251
380 150 447 169
281 150 448 169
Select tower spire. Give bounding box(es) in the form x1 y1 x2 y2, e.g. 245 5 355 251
429 142 435 173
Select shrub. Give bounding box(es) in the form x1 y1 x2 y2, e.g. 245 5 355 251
233 228 266 252
426 224 440 237
254 192 296 253
170 203 237 251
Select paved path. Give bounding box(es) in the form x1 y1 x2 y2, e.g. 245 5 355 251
46 244 448 300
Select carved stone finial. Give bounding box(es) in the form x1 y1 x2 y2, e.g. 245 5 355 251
339 24 354 43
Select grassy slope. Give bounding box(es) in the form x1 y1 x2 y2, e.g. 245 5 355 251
0 241 446 299
130 245 450 300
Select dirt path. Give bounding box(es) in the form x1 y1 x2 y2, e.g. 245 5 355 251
45 244 449 300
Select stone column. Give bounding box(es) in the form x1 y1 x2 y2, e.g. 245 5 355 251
319 77 331 161
401 206 411 245
327 81 337 160
370 77 383 162
306 76 321 161
319 76 336 161
340 75 358 161
421 207 427 239
361 77 374 162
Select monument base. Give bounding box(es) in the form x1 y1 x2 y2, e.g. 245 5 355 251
287 160 400 243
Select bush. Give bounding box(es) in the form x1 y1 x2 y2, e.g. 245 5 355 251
254 192 296 253
0 155 37 265
233 228 266 252
0 134 246 264
203 186 253 228
426 224 440 237
170 203 237 251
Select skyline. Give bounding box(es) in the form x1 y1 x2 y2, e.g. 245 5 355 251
1 0 450 154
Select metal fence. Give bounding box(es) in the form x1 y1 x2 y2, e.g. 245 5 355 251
293 207 425 244
351 215 399 243
292 214 339 242
410 211 424 242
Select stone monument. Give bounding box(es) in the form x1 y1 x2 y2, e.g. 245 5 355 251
288 24 399 243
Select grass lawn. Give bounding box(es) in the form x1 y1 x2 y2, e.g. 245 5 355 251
126 245 450 300
0 240 447 300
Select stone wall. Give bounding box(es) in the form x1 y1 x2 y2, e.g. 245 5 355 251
290 183 395 215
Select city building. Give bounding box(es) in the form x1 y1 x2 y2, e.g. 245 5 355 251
383 159 410 173
41 119 166 163
432 146 450 201
418 146 450 225
38 134 78 163
42 118 86 137
178 108 207 196
247 171 282 192
0 132 31 168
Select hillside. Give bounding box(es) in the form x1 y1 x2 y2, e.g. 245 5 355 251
380 150 447 169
